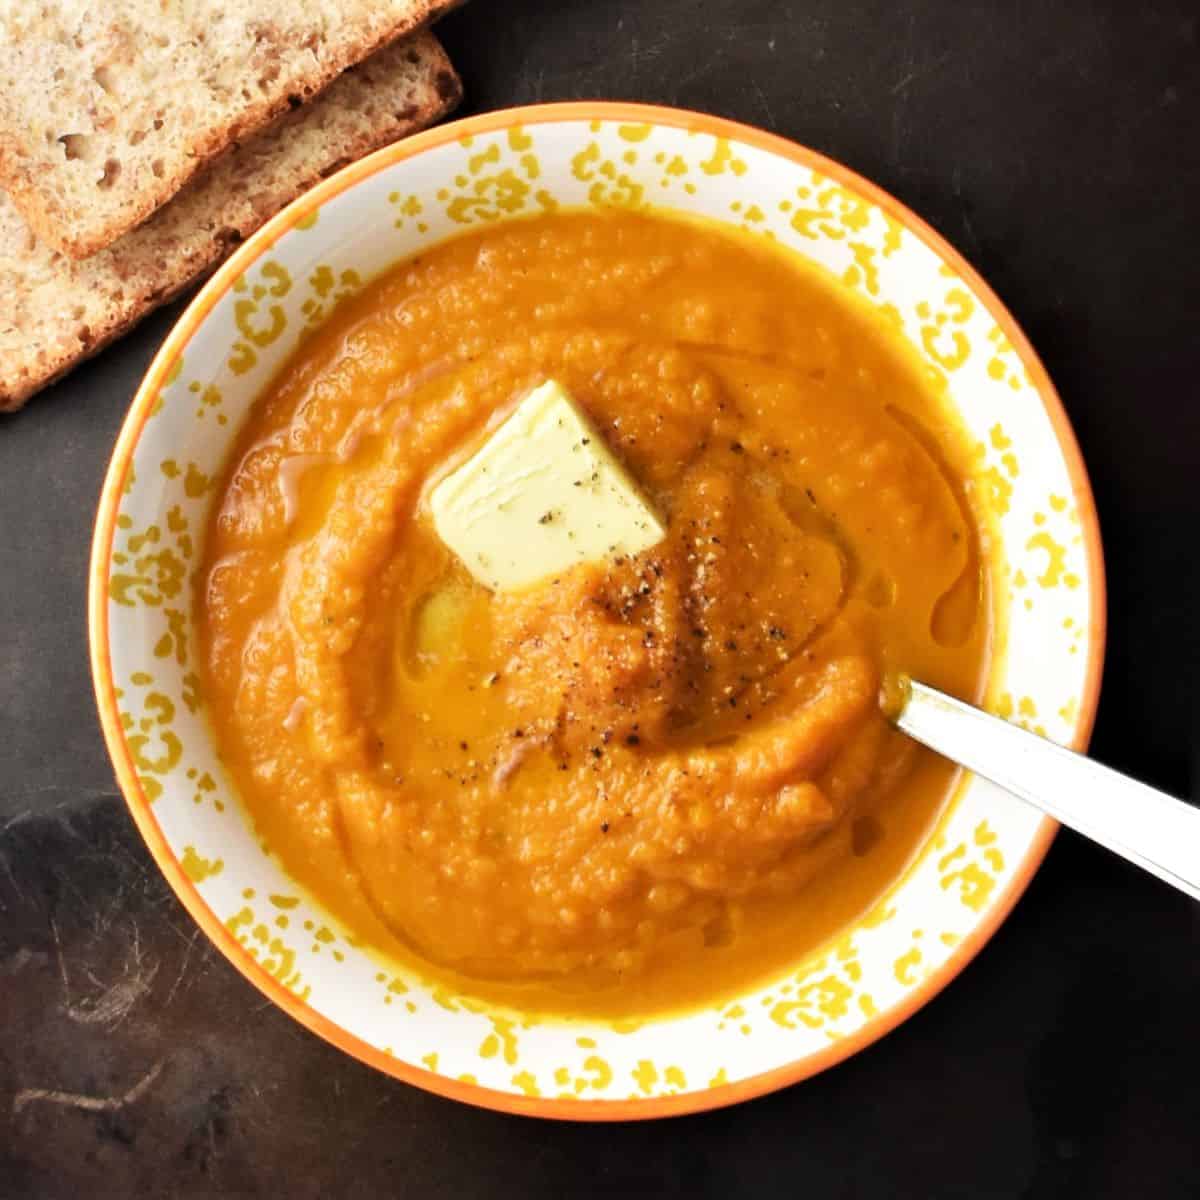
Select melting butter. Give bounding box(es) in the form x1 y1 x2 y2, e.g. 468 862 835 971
429 379 666 591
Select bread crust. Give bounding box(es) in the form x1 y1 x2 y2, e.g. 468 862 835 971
0 34 461 411
0 0 461 259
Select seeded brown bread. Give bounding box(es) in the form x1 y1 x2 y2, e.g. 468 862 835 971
0 0 460 260
0 33 461 412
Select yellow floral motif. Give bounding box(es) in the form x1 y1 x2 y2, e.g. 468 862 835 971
388 191 424 229
581 1056 614 1090
971 426 1019 518
942 863 995 911
893 947 922 985
117 673 183 804
1027 532 1084 592
111 471 197 611
769 974 855 1030
917 287 974 371
731 200 766 225
185 380 224 423
443 129 554 224
663 1066 687 1091
789 179 871 241
699 136 747 177
658 153 689 189
228 261 294 375
943 288 974 323
617 123 653 143
181 671 202 713
478 1016 519 1065
628 1060 690 1094
553 1055 615 1097
939 820 1005 911
373 969 410 1005
570 140 645 210
226 905 308 999
181 846 223 883
511 1071 541 1097
153 608 189 666
235 299 286 347
161 459 213 498
311 265 362 301
468 143 500 173
110 523 186 607
746 932 867 1033
128 695 182 773
985 325 1028 391
608 1018 644 1035
571 141 600 180
300 264 364 328
1026 530 1079 589
114 441 208 816
632 1060 658 1094
227 342 256 375
184 464 211 498
973 821 1005 872
881 212 903 256
977 466 1012 516
874 302 904 331
842 242 880 296
452 168 533 219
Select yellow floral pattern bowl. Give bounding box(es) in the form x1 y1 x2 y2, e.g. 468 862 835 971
89 103 1104 1119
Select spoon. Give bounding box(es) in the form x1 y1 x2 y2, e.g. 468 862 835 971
894 680 1200 903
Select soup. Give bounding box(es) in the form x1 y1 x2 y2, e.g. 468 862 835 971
198 211 989 1017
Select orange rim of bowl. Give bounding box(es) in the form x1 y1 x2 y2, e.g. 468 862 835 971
89 102 1106 1121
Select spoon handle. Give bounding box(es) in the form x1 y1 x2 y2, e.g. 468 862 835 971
896 680 1200 903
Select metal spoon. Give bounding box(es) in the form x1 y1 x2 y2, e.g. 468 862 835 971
894 680 1200 902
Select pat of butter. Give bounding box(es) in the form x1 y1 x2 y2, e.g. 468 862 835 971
429 380 666 591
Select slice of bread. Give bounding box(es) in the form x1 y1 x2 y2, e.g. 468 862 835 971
0 0 459 260
0 33 461 412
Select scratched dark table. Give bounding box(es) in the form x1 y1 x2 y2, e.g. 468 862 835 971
3 2 1198 1196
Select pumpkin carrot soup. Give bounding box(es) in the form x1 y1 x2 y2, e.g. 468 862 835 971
198 211 990 1017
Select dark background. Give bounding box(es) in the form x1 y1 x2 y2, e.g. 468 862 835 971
2 1 1198 1195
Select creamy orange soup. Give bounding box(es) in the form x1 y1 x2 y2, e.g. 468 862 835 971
199 211 989 1017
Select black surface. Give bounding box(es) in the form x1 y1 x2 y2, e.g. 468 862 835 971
2 2 1198 1196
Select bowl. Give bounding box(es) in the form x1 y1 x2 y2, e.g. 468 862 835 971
89 102 1104 1118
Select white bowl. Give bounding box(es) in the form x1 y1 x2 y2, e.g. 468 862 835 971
90 103 1104 1118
